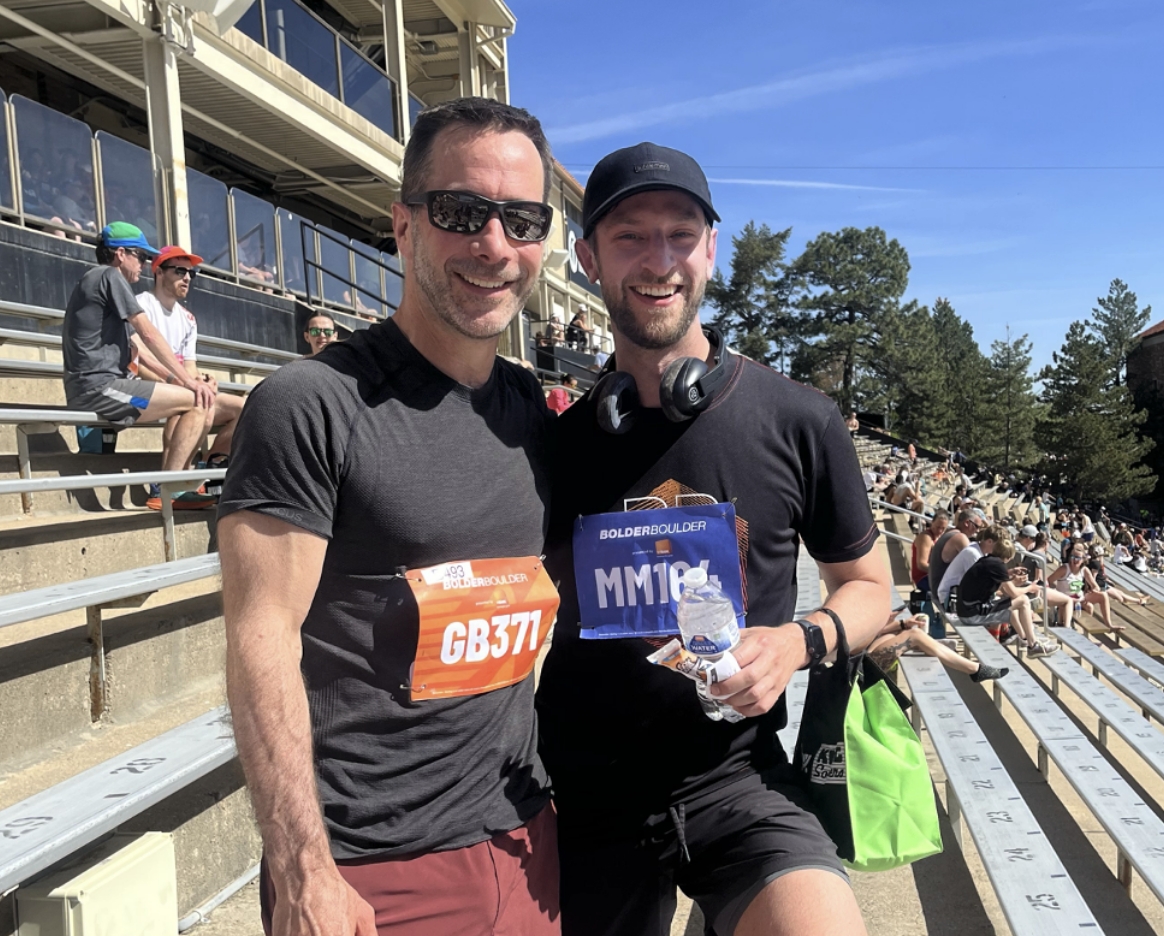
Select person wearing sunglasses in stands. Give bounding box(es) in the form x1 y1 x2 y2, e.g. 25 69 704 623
63 223 218 501
218 99 561 936
302 312 338 357
133 246 244 509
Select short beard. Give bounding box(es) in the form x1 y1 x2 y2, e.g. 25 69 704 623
409 220 532 341
603 278 705 351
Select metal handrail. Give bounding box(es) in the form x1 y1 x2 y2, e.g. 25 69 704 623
302 221 394 318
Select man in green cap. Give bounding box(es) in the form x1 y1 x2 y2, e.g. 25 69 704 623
63 222 218 506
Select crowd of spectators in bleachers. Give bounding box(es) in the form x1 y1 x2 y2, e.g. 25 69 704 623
852 420 1161 661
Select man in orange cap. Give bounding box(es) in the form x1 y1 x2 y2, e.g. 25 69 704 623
134 245 244 507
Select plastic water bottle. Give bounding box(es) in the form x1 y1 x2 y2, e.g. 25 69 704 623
676 567 743 723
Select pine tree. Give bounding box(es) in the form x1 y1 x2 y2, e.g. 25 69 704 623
930 298 990 454
1036 321 1156 501
1090 279 1151 386
788 226 910 413
703 223 794 368
874 302 948 443
982 328 1039 469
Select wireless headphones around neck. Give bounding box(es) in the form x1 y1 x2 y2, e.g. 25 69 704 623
592 326 730 435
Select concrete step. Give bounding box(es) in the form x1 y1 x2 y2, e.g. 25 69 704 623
0 576 223 766
0 508 215 595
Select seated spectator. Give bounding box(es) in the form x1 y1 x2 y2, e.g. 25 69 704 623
1013 525 1073 629
845 411 859 434
589 347 610 373
303 313 338 357
956 534 1058 656
546 374 578 414
890 472 924 514
907 441 917 464
1114 522 1134 548
1048 544 1121 632
866 611 1008 682
1088 546 1151 608
134 246 243 478
937 520 1004 610
62 223 220 508
912 511 949 597
1112 541 1134 567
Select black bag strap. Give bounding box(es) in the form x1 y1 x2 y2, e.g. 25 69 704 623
814 607 850 667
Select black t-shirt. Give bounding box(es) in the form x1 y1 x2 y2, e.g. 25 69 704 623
62 265 141 399
535 352 878 841
217 319 553 859
956 556 1010 609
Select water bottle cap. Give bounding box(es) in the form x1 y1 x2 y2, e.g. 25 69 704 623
682 567 708 588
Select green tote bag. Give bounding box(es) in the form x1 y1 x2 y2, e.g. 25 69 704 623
795 619 943 872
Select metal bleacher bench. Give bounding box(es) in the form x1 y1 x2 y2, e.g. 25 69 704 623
1118 645 1164 690
0 357 253 394
0 553 220 718
958 624 1164 900
0 705 236 895
901 656 1104 933
1053 628 1164 726
1038 634 1164 780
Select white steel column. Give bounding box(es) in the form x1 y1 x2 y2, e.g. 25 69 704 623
383 0 410 143
143 33 191 248
458 22 479 97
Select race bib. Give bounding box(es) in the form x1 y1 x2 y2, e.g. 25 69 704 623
406 557 560 701
573 503 745 640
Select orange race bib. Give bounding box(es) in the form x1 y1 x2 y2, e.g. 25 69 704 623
405 556 560 702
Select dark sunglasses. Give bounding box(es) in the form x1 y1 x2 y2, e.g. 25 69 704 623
161 265 198 279
127 248 151 263
307 327 336 338
406 190 553 242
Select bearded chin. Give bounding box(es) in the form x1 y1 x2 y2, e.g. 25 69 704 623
604 282 705 350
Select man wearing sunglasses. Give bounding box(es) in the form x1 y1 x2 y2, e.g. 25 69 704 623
219 98 560 936
302 313 338 356
133 246 244 503
63 223 217 477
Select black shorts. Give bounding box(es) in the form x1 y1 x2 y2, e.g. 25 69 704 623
956 595 1013 626
67 377 155 426
557 770 847 936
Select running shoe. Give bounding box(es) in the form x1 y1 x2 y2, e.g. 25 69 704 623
146 490 218 511
1027 640 1060 657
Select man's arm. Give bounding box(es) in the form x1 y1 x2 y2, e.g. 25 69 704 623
712 548 892 718
221 511 375 936
128 312 214 408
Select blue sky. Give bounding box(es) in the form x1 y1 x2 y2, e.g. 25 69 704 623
507 0 1164 371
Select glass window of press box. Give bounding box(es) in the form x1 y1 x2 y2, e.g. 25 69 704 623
316 225 352 308
188 168 232 271
352 240 386 317
231 188 277 287
278 208 311 295
13 95 98 234
0 90 13 211
97 132 161 247
234 0 398 140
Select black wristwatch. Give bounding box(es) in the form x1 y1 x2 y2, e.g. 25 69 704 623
792 618 828 669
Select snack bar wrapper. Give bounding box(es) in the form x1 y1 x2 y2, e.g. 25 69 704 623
646 638 740 686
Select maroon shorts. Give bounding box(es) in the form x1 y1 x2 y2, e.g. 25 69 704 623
260 805 559 935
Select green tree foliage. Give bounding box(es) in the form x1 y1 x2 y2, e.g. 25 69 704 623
788 226 910 413
703 222 794 368
929 298 991 454
1091 278 1152 386
873 302 949 443
1035 321 1156 501
981 329 1039 469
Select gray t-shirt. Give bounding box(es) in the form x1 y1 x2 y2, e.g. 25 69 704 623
62 265 141 400
217 319 554 860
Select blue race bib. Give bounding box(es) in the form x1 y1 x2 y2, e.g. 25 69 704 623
573 503 745 640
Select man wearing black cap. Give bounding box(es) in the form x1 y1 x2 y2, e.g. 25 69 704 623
536 143 890 936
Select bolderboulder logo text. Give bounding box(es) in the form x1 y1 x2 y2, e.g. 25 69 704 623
804 742 846 784
599 520 707 540
634 161 669 173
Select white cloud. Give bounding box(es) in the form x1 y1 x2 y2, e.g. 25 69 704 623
546 35 1093 145
707 177 921 193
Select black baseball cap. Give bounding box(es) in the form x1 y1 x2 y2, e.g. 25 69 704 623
582 142 720 238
